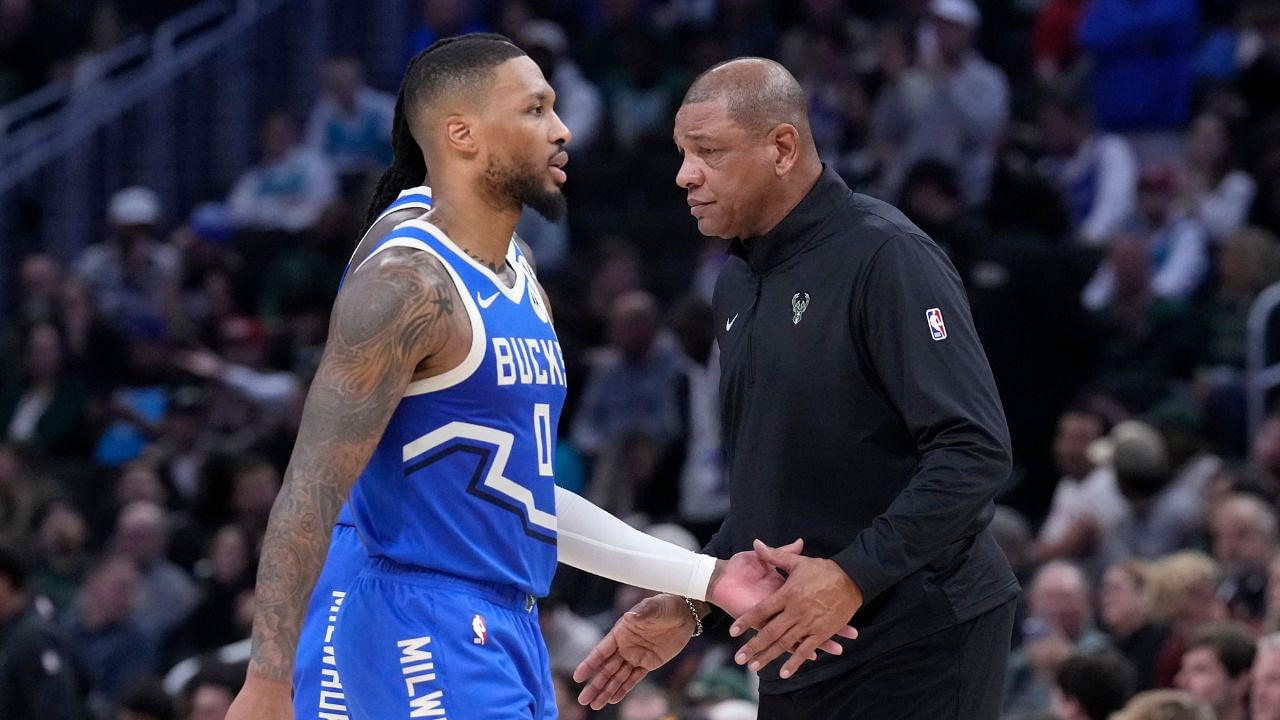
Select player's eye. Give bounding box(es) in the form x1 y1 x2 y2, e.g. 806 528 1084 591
529 105 544 116
698 148 720 157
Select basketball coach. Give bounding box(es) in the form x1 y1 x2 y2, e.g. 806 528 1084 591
574 56 1020 720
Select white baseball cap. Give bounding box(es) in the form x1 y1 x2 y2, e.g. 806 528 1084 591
108 186 161 226
931 0 981 27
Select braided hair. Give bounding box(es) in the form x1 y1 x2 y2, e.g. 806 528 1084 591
364 33 525 228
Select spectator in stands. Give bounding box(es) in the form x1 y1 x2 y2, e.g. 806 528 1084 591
891 0 1009 206
1182 113 1257 243
75 186 180 331
669 296 728 539
226 112 336 233
1100 559 1168 690
1051 649 1135 720
868 24 931 199
512 19 605 270
1036 91 1139 248
1004 561 1111 717
0 323 88 457
28 499 90 615
1078 0 1199 141
599 28 687 152
1084 167 1209 310
1147 552 1229 687
113 501 198 644
1111 690 1214 720
1097 422 1202 562
304 57 394 181
152 388 212 505
1211 494 1276 623
571 291 688 514
520 20 602 152
0 545 91 720
1174 623 1255 720
170 524 253 660
1034 408 1125 563
1254 633 1280 720
65 554 154 705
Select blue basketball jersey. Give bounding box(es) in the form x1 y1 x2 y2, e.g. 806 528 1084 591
345 218 566 598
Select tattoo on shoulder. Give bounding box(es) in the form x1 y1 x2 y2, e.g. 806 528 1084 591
244 249 457 682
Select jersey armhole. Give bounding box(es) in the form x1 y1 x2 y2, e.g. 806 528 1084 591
350 237 487 396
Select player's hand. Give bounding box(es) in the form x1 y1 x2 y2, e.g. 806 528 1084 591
708 539 856 659
572 593 692 710
225 675 294 720
731 539 864 680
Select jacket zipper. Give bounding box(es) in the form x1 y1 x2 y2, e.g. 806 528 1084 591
744 277 762 389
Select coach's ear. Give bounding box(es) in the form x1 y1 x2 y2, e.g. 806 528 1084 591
445 115 477 156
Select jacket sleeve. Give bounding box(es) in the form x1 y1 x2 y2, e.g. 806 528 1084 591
832 232 1012 605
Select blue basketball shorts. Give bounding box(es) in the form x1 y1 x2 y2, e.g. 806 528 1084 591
294 523 365 720
333 558 556 720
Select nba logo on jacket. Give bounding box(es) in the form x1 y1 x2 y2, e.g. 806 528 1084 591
926 308 947 341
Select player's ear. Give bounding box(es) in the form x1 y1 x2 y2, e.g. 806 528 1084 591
445 115 477 156
771 124 799 177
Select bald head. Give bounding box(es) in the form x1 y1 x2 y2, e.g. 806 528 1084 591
682 58 810 137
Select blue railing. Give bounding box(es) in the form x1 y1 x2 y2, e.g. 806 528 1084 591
0 0 414 319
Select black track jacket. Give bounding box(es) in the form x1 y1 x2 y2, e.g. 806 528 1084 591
704 166 1020 693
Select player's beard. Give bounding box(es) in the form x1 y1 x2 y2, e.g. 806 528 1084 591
483 152 567 223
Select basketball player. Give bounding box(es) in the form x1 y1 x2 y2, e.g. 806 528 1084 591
229 36 853 720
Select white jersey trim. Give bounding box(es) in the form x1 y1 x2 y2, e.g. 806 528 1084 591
349 235 487 397
398 218 526 305
402 421 557 532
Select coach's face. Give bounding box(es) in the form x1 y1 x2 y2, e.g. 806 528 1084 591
478 56 571 221
674 99 779 240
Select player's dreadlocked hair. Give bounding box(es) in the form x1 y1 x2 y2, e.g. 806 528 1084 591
364 33 526 227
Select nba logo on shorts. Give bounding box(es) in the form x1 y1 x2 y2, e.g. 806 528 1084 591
926 308 947 341
472 615 487 645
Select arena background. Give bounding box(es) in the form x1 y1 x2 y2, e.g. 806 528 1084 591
2 0 1280 718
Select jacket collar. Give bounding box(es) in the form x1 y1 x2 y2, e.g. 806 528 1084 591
728 164 850 275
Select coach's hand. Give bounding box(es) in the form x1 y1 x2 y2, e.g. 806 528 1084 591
225 675 294 720
732 539 864 680
572 593 692 710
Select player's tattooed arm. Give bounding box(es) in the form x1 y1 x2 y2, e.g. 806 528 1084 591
244 248 457 683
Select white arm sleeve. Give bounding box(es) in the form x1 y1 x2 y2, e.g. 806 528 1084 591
555 486 717 601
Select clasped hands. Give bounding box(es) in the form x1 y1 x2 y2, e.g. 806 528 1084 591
572 539 863 710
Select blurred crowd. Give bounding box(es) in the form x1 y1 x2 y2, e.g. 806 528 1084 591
4 0 1280 719
0 0 204 104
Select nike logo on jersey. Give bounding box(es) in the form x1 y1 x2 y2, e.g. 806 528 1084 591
477 291 500 308
726 313 739 331
493 338 567 387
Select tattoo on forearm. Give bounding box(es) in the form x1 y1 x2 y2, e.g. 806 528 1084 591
246 250 458 682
